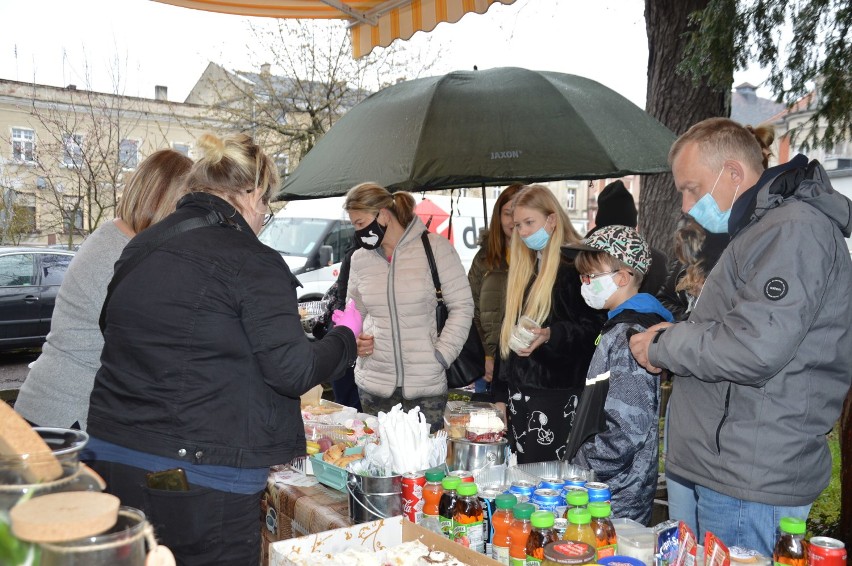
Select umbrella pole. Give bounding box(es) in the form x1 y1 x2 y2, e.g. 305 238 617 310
481 183 489 226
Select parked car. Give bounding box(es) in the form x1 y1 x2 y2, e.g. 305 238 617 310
0 246 75 351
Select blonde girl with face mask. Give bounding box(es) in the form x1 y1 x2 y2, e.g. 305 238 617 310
491 184 605 464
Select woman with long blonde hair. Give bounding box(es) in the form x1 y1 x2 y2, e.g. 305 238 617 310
492 184 604 463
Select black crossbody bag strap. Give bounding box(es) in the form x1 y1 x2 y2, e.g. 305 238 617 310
99 210 224 332
420 230 447 333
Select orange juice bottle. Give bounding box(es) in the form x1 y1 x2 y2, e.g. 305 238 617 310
508 503 535 566
422 468 445 519
491 493 518 564
563 508 597 549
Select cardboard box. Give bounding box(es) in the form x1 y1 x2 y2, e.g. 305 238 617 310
263 466 351 542
269 515 503 565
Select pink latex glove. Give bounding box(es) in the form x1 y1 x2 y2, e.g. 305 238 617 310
331 299 363 338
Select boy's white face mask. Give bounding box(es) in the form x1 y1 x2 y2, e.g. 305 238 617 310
581 274 618 310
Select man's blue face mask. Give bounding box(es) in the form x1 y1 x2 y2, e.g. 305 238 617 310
688 167 740 234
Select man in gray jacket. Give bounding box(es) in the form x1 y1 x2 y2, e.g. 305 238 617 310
630 117 852 555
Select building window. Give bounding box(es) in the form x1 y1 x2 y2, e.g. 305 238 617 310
566 188 577 210
276 153 289 178
12 128 35 163
119 139 139 168
172 142 190 156
63 208 84 233
19 205 36 233
63 134 84 167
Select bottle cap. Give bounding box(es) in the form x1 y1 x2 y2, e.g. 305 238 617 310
513 502 535 520
588 501 612 518
457 483 478 496
567 508 592 525
530 510 555 528
565 489 589 507
425 468 446 482
779 517 806 535
496 493 518 509
441 476 461 490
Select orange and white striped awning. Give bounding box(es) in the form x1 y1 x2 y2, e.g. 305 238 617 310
152 0 515 58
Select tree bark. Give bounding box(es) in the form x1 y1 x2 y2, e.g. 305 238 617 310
641 0 728 254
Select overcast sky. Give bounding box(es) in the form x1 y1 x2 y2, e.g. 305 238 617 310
0 0 770 108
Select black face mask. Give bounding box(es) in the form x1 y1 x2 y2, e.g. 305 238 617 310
354 215 386 250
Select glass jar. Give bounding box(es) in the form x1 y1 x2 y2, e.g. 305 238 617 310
38 506 151 566
0 428 102 565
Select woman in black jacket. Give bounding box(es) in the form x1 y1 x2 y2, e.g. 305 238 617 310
86 133 359 566
491 185 604 464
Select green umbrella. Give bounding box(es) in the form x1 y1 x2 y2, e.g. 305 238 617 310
277 66 676 201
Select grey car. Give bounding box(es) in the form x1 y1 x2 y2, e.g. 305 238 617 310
0 247 75 350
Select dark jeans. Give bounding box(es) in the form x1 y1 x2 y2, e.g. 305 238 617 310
88 460 261 566
332 366 362 411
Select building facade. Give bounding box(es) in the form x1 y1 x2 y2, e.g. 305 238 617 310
0 79 215 246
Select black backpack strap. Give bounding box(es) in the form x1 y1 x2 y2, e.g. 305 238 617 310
99 210 224 332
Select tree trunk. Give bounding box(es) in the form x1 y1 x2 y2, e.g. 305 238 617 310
641 0 728 254
841 388 852 550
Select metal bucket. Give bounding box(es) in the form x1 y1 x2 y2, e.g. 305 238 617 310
346 472 402 524
446 437 509 473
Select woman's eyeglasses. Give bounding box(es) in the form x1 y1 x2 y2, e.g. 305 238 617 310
262 209 273 226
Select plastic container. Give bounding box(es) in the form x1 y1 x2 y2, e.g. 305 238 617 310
508 316 541 353
311 447 363 491
526 510 558 564
509 502 535 566
443 401 507 441
615 525 655 566
773 517 807 566
491 493 518 564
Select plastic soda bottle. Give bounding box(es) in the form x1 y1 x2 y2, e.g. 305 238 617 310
508 502 535 566
422 468 445 519
563 507 598 554
526 510 558 565
453 482 485 553
587 501 617 558
438 476 461 538
491 493 518 564
773 517 807 566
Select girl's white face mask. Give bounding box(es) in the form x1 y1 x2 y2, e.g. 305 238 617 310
581 274 618 310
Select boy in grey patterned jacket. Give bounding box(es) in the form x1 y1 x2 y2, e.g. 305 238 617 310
564 225 673 524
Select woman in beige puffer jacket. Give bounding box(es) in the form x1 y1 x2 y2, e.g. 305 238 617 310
345 183 473 432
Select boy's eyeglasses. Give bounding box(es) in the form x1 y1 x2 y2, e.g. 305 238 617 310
579 270 633 284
